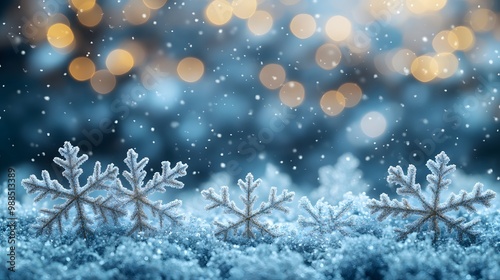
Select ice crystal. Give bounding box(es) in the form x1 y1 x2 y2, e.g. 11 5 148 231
298 197 354 235
367 151 496 242
21 142 124 238
116 149 188 235
201 173 295 239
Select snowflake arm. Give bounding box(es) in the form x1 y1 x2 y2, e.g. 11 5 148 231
367 151 496 243
298 197 354 235
201 173 294 240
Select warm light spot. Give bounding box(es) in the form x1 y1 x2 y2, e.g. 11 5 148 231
320 90 345 116
434 52 458 79
279 81 305 107
248 10 273 36
71 0 96 12
432 30 457 53
391 48 416 75
315 43 342 70
368 0 402 19
232 0 256 19
177 57 205 83
338 83 362 108
411 55 439 82
91 70 116 94
143 0 168 10
47 23 74 48
69 57 96 81
325 16 352 42
259 64 286 90
406 0 447 14
361 111 387 138
77 4 103 27
290 14 316 39
205 0 233 26
124 0 151 25
106 49 135 75
449 26 475 51
469 9 496 32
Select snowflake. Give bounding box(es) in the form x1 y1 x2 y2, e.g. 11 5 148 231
367 151 496 242
298 197 354 236
21 142 124 238
201 173 295 239
116 149 188 235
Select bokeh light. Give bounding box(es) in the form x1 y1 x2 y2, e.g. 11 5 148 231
449 26 475 51
391 48 416 75
360 111 387 138
279 81 305 107
411 55 439 82
468 9 496 32
205 0 233 26
259 64 286 90
248 10 273 36
143 0 168 10
320 90 345 116
325 16 352 42
232 0 257 19
338 83 362 108
77 4 103 27
69 57 96 81
46 23 75 49
432 30 457 53
90 70 116 94
177 57 205 83
124 0 151 25
71 0 96 12
406 0 447 14
106 49 135 75
290 14 316 39
315 43 342 70
434 52 458 79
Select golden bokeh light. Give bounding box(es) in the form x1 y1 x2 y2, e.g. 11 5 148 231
71 0 96 12
434 52 458 79
279 81 305 107
47 23 75 49
91 70 116 94
411 55 439 82
315 43 342 70
106 49 135 75
320 90 345 116
69 57 96 81
248 10 273 36
325 16 352 42
406 0 447 14
338 83 362 108
177 57 205 83
77 4 103 27
259 64 286 90
432 30 457 53
124 0 151 25
391 48 416 75
449 26 475 51
469 9 496 32
290 14 316 39
205 0 233 26
143 0 168 10
232 0 257 19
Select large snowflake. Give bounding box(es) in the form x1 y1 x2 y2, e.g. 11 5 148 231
367 151 496 242
116 149 188 235
298 197 354 236
201 173 295 239
21 142 124 238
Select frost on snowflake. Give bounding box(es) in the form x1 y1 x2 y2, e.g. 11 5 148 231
201 173 295 239
368 151 496 242
116 149 188 235
298 197 354 236
311 153 368 202
21 142 124 238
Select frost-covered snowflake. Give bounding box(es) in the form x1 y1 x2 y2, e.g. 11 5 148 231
298 197 354 236
367 151 496 242
21 142 124 238
201 173 295 239
116 149 188 235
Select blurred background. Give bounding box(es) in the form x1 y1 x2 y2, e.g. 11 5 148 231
0 0 499 196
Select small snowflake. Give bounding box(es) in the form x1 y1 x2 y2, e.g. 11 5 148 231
22 142 124 238
367 151 496 242
298 197 354 236
201 173 295 239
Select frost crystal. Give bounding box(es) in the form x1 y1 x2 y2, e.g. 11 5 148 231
298 197 354 235
368 151 496 242
201 173 295 239
21 142 124 238
116 149 188 235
